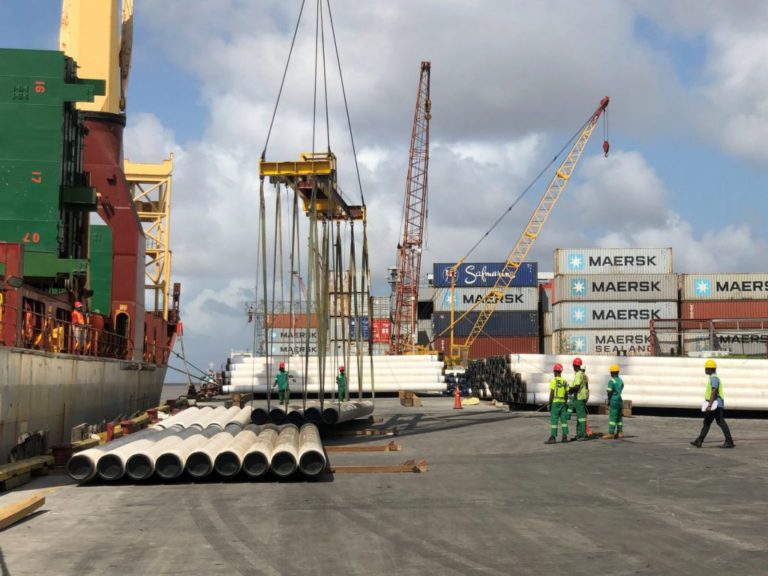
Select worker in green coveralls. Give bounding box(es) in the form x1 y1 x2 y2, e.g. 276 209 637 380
569 357 589 440
603 364 625 439
545 363 569 444
273 362 295 406
336 365 347 401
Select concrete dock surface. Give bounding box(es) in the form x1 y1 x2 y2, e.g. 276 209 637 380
1 397 766 575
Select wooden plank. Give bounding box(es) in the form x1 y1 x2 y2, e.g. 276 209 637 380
71 438 100 452
329 459 428 474
330 427 399 438
325 441 401 453
0 456 53 482
1 472 31 491
0 493 45 531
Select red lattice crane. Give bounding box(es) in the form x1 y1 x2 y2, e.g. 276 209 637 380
390 61 431 354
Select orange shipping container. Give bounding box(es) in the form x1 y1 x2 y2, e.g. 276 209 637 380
432 336 539 358
266 313 319 329
371 319 391 344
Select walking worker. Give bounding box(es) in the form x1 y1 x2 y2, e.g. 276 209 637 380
691 359 735 448
273 362 295 407
545 363 569 444
603 364 624 439
336 365 347 401
569 357 589 440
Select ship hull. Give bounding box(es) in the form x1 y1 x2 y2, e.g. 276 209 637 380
0 347 166 462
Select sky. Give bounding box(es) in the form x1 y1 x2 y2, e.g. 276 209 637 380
2 0 768 378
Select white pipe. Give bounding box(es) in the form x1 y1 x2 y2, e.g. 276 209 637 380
322 400 374 425
297 423 326 477
66 427 158 483
270 425 299 478
96 425 184 481
242 425 279 478
186 423 243 479
215 424 261 478
125 427 201 481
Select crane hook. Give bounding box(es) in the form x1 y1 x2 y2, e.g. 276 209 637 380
603 140 610 157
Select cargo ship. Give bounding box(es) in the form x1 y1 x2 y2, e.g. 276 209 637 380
0 2 179 462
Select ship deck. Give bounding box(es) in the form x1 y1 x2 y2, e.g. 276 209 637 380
2 397 767 575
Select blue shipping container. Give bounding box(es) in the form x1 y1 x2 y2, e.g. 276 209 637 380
432 311 539 338
349 316 370 339
433 262 538 288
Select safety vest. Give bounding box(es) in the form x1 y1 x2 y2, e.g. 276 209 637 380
550 376 568 402
705 374 724 401
607 376 624 404
572 371 589 401
72 309 85 325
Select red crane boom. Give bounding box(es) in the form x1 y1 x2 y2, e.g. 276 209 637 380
390 61 431 354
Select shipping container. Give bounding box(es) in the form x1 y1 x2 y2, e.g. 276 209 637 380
267 328 317 341
433 336 539 358
554 248 673 275
267 342 319 356
432 311 538 337
553 301 678 330
680 301 768 329
371 296 390 319
682 330 768 356
552 329 660 356
349 316 370 340
266 313 318 329
371 319 391 344
329 293 368 317
539 281 553 312
542 312 553 335
432 287 538 312
417 318 432 345
681 273 768 301
432 262 538 288
542 335 553 355
553 274 678 302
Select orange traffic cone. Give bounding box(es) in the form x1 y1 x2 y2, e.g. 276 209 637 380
453 385 462 410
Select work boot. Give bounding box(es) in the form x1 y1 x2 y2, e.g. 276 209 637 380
602 433 614 440
721 440 735 449
690 438 702 448
545 436 556 445
561 435 569 444
617 432 624 439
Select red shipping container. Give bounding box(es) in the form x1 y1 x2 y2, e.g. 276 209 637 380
371 319 391 344
266 313 319 329
433 336 539 359
680 301 768 329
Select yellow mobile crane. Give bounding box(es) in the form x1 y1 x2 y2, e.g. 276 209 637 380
444 97 610 365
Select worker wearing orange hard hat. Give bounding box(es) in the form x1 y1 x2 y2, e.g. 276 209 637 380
691 359 734 448
272 361 295 407
603 364 625 439
545 363 569 444
568 357 589 440
71 300 86 353
336 365 347 402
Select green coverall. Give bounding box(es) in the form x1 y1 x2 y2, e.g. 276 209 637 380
549 376 569 440
337 372 347 401
274 369 290 405
569 370 589 439
607 375 624 435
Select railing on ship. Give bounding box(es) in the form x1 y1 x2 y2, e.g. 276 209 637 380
1 303 134 360
650 318 768 357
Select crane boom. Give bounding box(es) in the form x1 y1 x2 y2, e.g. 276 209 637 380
391 61 432 354
452 96 609 361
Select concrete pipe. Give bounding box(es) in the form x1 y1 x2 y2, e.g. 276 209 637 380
286 406 305 426
297 423 326 477
66 427 159 483
96 425 184 481
303 403 323 424
125 426 204 481
251 405 269 425
153 406 211 430
230 406 253 427
242 425 279 478
209 406 243 430
186 423 243 479
155 427 221 480
214 424 261 478
269 406 288 425
322 400 374 425
269 424 299 478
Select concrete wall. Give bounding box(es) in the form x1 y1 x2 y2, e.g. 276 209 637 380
0 347 165 462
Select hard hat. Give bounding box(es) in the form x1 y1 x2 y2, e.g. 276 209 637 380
74 301 83 308
572 357 583 367
279 362 285 369
609 364 620 373
339 365 345 372
553 363 563 372
704 359 717 369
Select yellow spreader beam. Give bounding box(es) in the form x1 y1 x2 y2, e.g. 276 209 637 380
260 152 364 221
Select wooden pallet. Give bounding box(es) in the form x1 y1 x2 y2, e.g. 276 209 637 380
325 441 401 453
330 459 427 474
0 456 54 492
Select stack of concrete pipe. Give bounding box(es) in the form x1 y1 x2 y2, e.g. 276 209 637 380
256 400 374 426
66 405 329 483
223 354 446 394
508 354 768 410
